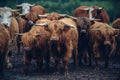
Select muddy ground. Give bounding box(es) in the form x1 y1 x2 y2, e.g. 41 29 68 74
1 51 120 80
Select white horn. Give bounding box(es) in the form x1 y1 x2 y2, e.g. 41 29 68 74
38 14 48 17
66 14 77 20
92 28 101 30
35 23 48 26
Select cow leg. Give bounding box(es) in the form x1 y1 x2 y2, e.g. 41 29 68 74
0 53 5 77
63 60 69 77
104 55 109 68
54 58 60 74
93 42 100 67
17 42 21 54
23 51 32 75
73 47 78 68
6 51 12 68
88 43 93 66
63 46 72 77
44 52 50 71
36 56 43 71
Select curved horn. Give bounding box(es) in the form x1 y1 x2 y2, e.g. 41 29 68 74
98 7 103 10
59 14 67 17
16 4 22 7
29 4 35 7
90 18 101 21
66 14 77 20
35 23 48 26
11 9 19 12
64 23 76 28
81 7 90 10
38 14 48 18
14 33 23 35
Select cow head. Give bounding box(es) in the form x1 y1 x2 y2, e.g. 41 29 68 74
0 7 18 28
76 17 91 37
92 25 116 54
17 3 34 15
38 12 67 20
48 20 75 42
81 6 103 20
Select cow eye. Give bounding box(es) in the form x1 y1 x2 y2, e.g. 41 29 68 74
9 15 12 18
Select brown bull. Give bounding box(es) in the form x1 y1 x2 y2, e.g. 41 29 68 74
0 25 10 77
21 23 50 75
89 22 116 68
112 18 120 56
74 6 110 24
48 19 78 76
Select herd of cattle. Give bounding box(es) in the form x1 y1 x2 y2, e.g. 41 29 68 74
0 3 120 77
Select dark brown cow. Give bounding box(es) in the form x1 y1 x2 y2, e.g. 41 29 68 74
0 24 10 77
20 21 51 75
112 18 120 56
74 6 110 24
48 19 78 76
89 21 116 68
75 17 92 65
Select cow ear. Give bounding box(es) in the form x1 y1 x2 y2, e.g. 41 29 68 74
90 20 95 25
44 24 49 31
63 25 70 31
12 11 20 17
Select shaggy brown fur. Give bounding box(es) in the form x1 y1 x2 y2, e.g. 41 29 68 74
21 24 51 75
89 22 115 68
75 17 92 66
0 24 10 76
74 6 110 24
112 18 120 56
48 20 78 76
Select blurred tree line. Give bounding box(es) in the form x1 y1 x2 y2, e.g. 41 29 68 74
0 0 120 22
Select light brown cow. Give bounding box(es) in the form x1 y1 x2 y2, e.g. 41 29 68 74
89 21 116 68
47 19 78 77
112 18 120 56
74 6 110 24
20 21 51 75
0 7 19 68
0 24 10 77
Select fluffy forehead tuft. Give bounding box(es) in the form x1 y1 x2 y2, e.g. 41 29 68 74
0 8 12 13
20 3 32 6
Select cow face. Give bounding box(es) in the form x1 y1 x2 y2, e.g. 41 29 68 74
17 3 34 15
0 7 13 27
91 6 103 19
76 17 91 37
49 21 64 41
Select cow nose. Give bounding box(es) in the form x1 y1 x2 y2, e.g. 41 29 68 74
1 22 8 27
81 30 86 33
104 41 111 46
50 36 58 41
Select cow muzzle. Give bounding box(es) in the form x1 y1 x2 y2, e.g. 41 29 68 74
81 29 87 36
50 36 58 41
104 41 111 46
1 23 9 28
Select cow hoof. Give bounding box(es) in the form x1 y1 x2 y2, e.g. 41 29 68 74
7 63 13 68
94 67 99 71
64 72 70 77
53 72 59 75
